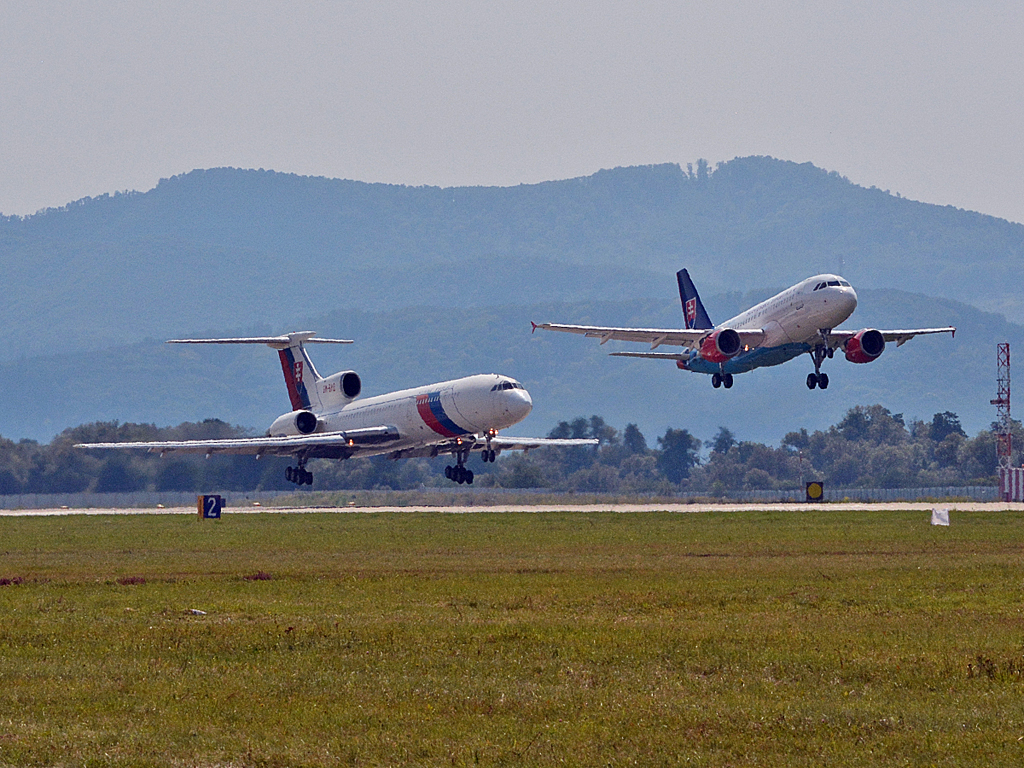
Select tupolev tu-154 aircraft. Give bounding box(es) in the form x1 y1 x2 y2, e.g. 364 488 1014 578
76 332 596 486
534 269 955 390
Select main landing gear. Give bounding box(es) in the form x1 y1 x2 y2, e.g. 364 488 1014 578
806 344 833 390
444 444 497 484
285 459 313 486
445 464 474 485
711 372 734 389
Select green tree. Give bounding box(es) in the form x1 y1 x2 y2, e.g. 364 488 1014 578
656 428 701 484
707 427 737 455
622 423 649 455
930 412 966 442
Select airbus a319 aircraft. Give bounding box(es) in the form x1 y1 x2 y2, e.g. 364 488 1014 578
534 269 955 390
76 332 596 485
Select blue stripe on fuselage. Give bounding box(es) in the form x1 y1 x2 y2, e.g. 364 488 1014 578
427 393 472 436
684 343 811 375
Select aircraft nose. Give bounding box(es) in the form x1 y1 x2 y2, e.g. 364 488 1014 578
507 391 532 421
844 286 858 312
502 387 533 425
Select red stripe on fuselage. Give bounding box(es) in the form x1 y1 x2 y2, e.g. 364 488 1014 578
416 393 460 437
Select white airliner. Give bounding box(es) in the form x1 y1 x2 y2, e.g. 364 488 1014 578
534 269 955 390
76 332 596 486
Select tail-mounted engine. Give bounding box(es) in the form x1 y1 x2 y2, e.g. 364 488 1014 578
268 409 322 436
844 329 885 363
699 329 742 363
318 370 362 409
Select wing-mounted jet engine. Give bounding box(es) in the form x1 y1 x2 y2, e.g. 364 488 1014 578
843 329 885 363
699 329 742 363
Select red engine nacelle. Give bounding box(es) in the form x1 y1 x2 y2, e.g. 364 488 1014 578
699 329 742 363
844 329 885 363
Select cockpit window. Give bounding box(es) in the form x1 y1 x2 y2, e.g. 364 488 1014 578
827 280 840 287
839 280 850 287
492 381 523 391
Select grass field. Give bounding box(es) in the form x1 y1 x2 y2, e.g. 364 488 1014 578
1 509 1023 766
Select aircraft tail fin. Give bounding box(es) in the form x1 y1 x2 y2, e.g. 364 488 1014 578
167 331 353 412
676 269 714 329
277 339 321 411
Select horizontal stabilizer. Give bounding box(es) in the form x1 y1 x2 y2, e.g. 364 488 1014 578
167 331 353 349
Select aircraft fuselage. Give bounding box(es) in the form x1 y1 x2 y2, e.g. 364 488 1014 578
681 274 857 375
267 373 534 457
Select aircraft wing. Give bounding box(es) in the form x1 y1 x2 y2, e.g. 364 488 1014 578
826 326 956 349
490 436 599 451
384 435 599 460
75 426 400 459
76 430 597 461
532 322 764 350
607 351 688 361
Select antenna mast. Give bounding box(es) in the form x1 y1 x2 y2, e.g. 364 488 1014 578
992 343 1012 500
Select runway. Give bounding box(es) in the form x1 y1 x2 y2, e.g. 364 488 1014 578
3 501 1023 516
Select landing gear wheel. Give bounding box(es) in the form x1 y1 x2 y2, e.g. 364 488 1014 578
723 373 734 389
285 464 313 485
712 373 722 389
447 464 473 484
807 343 830 391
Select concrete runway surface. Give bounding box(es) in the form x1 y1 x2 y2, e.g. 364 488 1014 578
3 502 1024 516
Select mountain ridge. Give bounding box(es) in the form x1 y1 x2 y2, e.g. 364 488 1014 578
2 157 1022 361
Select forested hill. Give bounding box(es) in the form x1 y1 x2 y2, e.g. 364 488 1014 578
2 157 1022 360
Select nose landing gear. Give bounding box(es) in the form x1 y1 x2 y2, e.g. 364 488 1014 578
806 344 831 390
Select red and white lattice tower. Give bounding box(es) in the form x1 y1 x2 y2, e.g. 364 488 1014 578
991 343 1021 501
992 343 1012 469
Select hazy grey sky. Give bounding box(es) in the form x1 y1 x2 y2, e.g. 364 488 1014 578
3 1 1023 222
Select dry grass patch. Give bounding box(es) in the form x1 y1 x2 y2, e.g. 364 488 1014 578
0 510 1022 766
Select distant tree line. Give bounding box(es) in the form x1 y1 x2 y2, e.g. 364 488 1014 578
0 405 1012 496
483 406 1010 494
